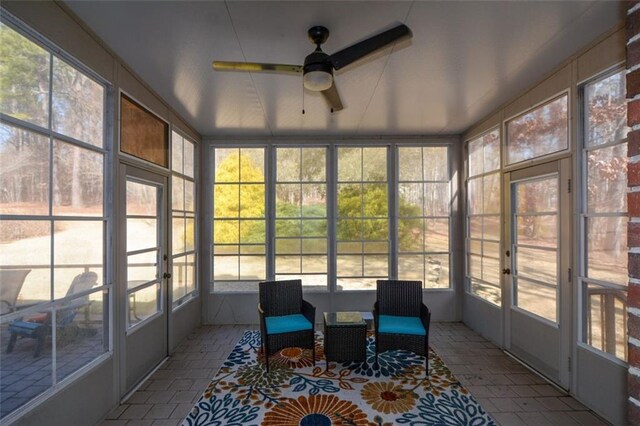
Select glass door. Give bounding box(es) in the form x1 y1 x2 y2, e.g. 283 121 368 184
119 165 169 396
504 159 571 388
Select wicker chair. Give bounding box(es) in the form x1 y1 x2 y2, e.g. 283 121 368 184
258 279 315 372
373 280 431 375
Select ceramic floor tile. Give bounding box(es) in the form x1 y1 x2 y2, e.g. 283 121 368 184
98 323 609 425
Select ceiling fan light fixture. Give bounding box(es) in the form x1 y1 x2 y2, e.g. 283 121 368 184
303 70 333 91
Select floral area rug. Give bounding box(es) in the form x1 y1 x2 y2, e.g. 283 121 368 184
183 330 496 426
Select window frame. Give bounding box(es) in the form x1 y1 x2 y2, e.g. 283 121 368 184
464 127 503 306
503 91 572 170
211 144 268 292
577 66 629 365
396 144 453 289
273 145 330 289
335 144 391 291
210 141 455 294
170 128 198 310
0 11 113 423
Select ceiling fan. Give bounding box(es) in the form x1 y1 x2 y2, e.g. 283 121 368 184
212 24 412 112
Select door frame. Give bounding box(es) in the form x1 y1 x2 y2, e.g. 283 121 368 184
503 158 572 389
117 163 170 398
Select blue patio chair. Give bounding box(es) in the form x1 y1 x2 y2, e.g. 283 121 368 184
258 279 315 372
6 271 98 357
373 279 431 376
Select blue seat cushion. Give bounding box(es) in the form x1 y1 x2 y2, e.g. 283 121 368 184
378 315 426 336
9 320 45 336
265 314 312 335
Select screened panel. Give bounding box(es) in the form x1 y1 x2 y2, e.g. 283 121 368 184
52 57 104 148
0 22 50 128
212 147 265 291
0 123 49 215
52 140 103 216
580 69 628 361
125 178 162 328
129 283 160 327
171 132 197 307
506 95 568 164
585 71 628 147
0 21 109 420
53 220 103 299
275 147 327 288
398 146 450 289
55 290 108 382
337 147 388 290
513 175 559 322
585 282 627 361
586 217 627 286
465 129 501 305
0 219 51 305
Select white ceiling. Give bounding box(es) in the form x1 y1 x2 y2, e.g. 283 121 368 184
65 1 624 138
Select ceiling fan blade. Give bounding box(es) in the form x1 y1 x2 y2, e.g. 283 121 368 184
212 61 302 74
329 24 411 70
321 82 343 111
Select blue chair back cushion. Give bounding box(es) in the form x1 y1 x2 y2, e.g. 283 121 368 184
265 314 312 335
378 315 426 336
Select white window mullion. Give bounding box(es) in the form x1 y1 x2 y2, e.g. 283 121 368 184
389 144 398 280
267 145 276 280
327 145 337 294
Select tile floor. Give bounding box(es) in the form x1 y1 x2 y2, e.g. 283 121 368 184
100 322 610 426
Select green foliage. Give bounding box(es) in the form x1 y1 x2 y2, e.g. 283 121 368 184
214 149 428 247
214 152 265 244
0 23 49 124
398 201 422 249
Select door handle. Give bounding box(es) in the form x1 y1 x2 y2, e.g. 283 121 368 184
163 272 172 279
502 268 511 275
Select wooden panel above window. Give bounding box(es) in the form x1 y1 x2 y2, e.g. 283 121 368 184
120 94 168 167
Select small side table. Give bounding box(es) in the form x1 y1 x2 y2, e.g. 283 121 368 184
323 311 367 367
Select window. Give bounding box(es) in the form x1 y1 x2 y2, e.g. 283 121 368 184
171 131 197 307
581 69 628 361
0 20 108 419
336 147 389 290
212 147 266 291
211 144 453 293
398 146 450 288
506 95 568 165
275 147 327 288
126 179 161 327
466 129 501 305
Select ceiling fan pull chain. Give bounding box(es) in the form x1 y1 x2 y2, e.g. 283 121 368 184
302 79 305 115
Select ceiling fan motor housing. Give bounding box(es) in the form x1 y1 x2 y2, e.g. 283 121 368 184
303 51 333 75
304 25 333 79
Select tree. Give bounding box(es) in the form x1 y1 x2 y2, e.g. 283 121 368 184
0 23 49 125
214 152 265 244
1 24 104 216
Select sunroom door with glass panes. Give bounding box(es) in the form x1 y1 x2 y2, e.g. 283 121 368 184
504 95 571 387
122 166 168 394
506 160 571 387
